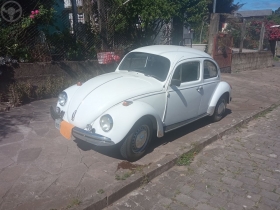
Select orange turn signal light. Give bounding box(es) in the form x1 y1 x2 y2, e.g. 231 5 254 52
77 82 82 86
122 101 133 106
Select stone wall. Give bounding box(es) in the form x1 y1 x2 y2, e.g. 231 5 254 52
231 51 273 73
0 60 115 85
0 60 116 104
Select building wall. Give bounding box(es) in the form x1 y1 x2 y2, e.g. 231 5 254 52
231 51 273 72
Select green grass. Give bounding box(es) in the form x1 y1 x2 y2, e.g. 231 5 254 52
66 198 81 209
115 171 133 180
97 189 105 194
177 152 195 166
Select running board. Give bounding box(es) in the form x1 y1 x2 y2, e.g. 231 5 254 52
164 113 209 133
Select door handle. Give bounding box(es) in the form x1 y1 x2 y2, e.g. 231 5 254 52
197 86 203 92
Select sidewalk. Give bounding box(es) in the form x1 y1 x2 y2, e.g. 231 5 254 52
0 66 280 210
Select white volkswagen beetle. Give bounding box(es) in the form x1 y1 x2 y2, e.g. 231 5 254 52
51 45 231 161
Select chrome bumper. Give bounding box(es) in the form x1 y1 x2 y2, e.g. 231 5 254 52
72 127 115 146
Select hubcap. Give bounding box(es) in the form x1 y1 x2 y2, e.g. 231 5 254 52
132 125 149 153
217 100 226 115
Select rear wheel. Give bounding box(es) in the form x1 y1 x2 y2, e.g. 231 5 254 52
120 119 152 162
211 95 227 122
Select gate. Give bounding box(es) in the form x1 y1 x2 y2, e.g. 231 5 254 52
212 33 233 73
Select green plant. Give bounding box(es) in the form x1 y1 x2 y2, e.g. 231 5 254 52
97 189 104 194
115 171 133 180
177 152 195 166
66 198 81 209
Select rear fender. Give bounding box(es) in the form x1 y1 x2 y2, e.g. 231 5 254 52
207 81 231 116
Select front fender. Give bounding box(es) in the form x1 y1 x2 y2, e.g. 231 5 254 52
207 81 231 115
92 101 164 144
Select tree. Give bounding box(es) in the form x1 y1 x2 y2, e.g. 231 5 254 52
208 0 244 14
111 0 178 48
274 7 280 15
170 0 209 45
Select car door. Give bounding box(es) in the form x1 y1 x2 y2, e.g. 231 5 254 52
198 59 220 115
164 60 202 127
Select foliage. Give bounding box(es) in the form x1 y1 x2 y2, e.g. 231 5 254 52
274 7 280 15
47 25 97 61
7 77 74 107
110 0 178 48
226 16 280 49
0 2 56 62
207 0 244 14
177 152 195 166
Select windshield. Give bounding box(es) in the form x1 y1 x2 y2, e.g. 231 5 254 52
118 52 170 82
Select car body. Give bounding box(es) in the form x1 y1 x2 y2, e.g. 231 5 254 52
50 45 231 161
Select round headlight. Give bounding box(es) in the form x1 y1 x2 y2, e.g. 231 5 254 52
100 114 113 132
58 91 67 106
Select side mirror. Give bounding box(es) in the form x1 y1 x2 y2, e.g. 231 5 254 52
170 79 181 87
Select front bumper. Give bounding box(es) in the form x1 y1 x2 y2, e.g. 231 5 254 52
50 106 115 146
72 127 115 146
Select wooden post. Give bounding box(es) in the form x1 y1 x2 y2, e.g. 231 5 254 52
207 13 220 55
258 22 265 51
239 19 246 53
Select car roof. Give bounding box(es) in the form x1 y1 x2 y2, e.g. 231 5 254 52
131 45 212 60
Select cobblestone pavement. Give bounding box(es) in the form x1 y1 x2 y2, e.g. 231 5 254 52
0 67 280 210
107 105 280 210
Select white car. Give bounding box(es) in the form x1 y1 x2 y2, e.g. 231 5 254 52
51 45 231 161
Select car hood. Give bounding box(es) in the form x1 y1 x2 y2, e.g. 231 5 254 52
66 72 163 128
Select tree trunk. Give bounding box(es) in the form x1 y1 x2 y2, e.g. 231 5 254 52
172 16 183 45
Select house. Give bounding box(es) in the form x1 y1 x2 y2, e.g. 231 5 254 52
234 9 273 20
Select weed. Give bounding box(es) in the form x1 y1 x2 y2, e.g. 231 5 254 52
97 189 104 194
177 152 195 166
115 171 133 180
140 174 149 186
65 198 81 209
174 189 180 196
254 105 278 119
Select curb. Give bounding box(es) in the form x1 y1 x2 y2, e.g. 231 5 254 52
80 103 280 210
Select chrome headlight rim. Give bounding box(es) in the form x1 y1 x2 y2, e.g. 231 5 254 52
100 114 113 132
58 91 68 106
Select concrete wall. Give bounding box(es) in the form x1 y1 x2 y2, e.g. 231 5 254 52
231 51 273 73
192 44 207 52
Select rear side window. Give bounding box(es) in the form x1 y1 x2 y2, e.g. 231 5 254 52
204 60 218 79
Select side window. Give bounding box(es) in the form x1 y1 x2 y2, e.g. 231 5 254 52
172 61 200 83
204 60 218 79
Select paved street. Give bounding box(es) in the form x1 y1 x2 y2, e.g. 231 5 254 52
107 105 280 210
0 66 280 209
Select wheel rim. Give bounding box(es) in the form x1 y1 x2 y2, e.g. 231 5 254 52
131 125 150 153
217 99 226 115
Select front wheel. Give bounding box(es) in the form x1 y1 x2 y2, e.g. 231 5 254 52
120 119 152 162
211 96 227 122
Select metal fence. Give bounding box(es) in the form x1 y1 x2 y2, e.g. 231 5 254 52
0 0 133 63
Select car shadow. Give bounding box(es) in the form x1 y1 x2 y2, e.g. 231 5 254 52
75 108 232 161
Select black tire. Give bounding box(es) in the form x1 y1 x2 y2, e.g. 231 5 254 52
211 95 227 122
120 118 152 162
